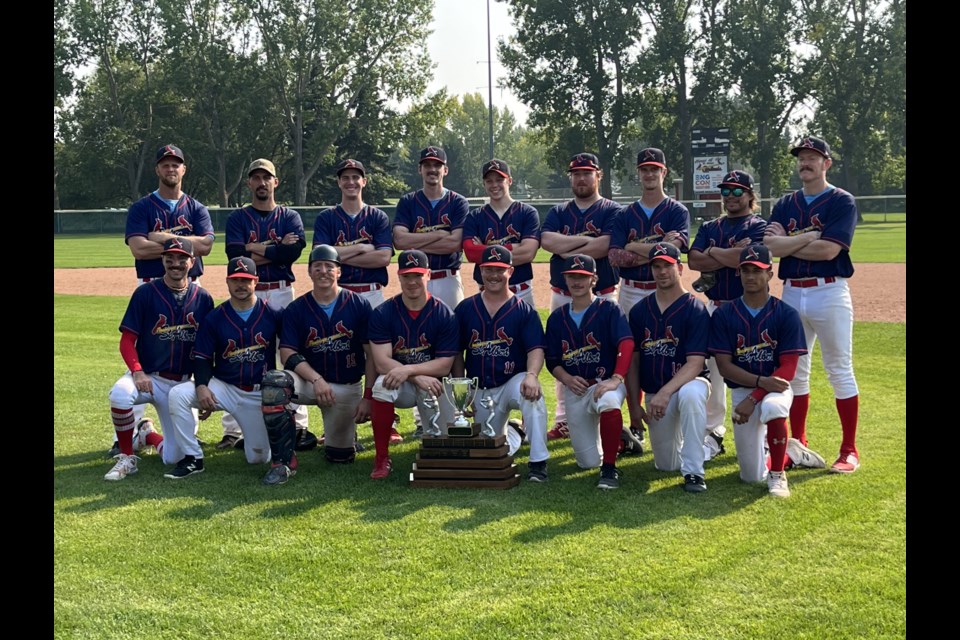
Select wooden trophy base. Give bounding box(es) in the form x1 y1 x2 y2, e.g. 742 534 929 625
410 426 519 489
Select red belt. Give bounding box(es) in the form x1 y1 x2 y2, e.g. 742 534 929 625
430 269 458 280
157 372 188 382
341 283 383 293
788 277 836 288
551 285 617 296
622 279 656 290
237 384 259 392
255 280 291 291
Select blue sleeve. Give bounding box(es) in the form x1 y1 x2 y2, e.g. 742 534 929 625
312 210 333 247
521 204 541 240
686 302 710 357
462 209 480 242
609 206 629 250
355 297 373 344
279 303 302 352
450 194 469 230
373 209 393 251
191 200 214 236
367 305 391 344
544 310 563 371
819 190 857 249
707 307 731 355
541 206 561 233
225 209 246 252
746 216 767 242
434 305 460 356
522 303 545 351
193 308 218 360
394 195 413 230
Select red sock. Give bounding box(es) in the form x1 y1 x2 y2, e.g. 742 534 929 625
789 394 810 445
599 410 623 465
371 399 395 461
111 407 135 455
145 431 163 448
836 395 859 457
767 418 788 472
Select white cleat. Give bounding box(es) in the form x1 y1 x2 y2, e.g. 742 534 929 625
786 438 826 469
132 418 157 453
767 470 790 497
104 454 140 481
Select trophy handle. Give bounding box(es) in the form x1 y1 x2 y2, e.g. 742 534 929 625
466 377 480 410
441 376 457 408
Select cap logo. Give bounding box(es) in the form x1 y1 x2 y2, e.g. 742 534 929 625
170 239 184 250
800 138 817 149
724 172 736 182
744 247 761 261
490 248 503 261
346 160 357 168
405 254 419 267
643 150 657 161
233 259 250 273
652 243 669 257
572 256 586 270
425 147 440 158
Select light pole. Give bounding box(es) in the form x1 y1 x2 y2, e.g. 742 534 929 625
486 0 495 160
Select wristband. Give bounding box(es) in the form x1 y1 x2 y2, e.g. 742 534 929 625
525 371 537 377
747 395 759 405
611 373 625 385
284 353 307 371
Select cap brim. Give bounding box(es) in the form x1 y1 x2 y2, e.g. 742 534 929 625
480 261 512 269
162 249 193 256
562 269 596 276
739 261 772 269
650 256 679 264
227 273 258 279
419 158 446 165
637 161 666 169
790 147 829 158
157 155 184 163
398 267 430 274
484 169 510 179
718 182 751 190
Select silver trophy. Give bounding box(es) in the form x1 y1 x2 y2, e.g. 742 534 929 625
420 393 442 437
479 391 497 438
442 376 480 437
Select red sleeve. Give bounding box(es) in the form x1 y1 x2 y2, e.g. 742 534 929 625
750 353 799 402
119 329 142 372
462 238 486 263
614 338 634 378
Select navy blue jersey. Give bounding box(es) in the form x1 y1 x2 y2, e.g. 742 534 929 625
454 294 545 389
225 205 306 283
125 193 214 280
629 292 710 394
690 214 767 301
610 198 690 282
312 205 393 286
368 295 459 365
708 297 808 388
393 189 469 271
541 198 620 292
462 202 541 286
769 187 857 279
280 289 372 385
119 280 215 375
192 298 281 387
545 298 632 382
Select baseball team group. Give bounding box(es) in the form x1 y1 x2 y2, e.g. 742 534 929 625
102 135 861 497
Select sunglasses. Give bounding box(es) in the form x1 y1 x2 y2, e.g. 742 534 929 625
720 187 746 197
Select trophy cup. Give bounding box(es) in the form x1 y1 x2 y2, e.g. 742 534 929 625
442 377 479 437
479 391 497 438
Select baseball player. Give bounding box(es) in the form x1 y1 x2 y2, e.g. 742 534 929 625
367 250 458 480
111 143 215 456
688 170 767 461
626 243 711 493
224 158 313 450
764 136 860 473
103 238 215 481
540 153 622 442
708 244 820 497
609 148 691 452
461 159 541 308
166 256 283 478
257 245 376 485
545 254 634 490
312 159 393 308
451 246 550 481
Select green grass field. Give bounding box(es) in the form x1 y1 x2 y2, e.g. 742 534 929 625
53 218 905 269
54 292 906 639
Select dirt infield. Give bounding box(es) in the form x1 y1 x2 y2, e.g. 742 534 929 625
55 263 905 323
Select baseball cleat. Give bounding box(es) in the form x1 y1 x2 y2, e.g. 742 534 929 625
215 434 243 450
786 438 826 469
294 429 319 451
106 441 121 459
370 456 392 480
527 460 548 482
262 462 295 485
829 452 860 474
164 455 204 479
104 454 140 481
597 464 621 490
767 470 790 497
133 418 157 453
683 474 707 493
389 427 404 444
546 420 569 440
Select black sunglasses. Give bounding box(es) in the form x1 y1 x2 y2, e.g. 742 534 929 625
720 187 746 197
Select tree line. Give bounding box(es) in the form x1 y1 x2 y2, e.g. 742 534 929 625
54 0 905 211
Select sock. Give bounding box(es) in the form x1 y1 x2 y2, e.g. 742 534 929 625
789 394 810 445
836 395 859 457
599 410 623 465
111 407 135 455
371 399 395 461
145 431 163 448
768 418 788 472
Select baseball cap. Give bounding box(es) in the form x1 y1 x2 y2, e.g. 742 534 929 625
397 249 430 274
790 136 831 159
482 159 511 178
479 245 513 269
419 146 447 165
568 153 600 172
636 147 667 168
335 158 365 177
648 242 681 264
561 254 597 276
248 158 277 177
226 256 258 279
718 170 754 191
162 237 194 257
156 144 184 164
739 244 773 269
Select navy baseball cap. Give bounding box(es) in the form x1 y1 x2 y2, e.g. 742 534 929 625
480 245 513 269
156 144 184 164
637 148 666 168
248 158 277 177
397 250 430 274
568 153 600 172
562 254 597 276
739 244 772 269
649 242 681 264
482 159 511 178
791 136 831 159
419 146 447 165
718 170 754 191
227 256 258 279
335 158 365 177
162 237 194 257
